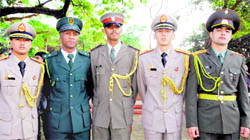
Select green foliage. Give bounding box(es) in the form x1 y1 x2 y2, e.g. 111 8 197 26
0 0 147 55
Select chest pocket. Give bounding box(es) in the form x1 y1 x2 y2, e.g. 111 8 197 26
2 79 19 96
52 75 67 94
146 70 160 87
75 74 86 91
229 68 240 86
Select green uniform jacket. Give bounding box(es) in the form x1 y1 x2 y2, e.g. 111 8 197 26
186 47 250 134
43 50 93 133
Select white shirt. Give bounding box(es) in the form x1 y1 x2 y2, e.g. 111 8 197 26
61 49 77 63
107 41 122 59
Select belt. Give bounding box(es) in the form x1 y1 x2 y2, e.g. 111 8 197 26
198 93 236 102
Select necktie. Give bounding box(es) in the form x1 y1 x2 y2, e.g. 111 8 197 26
161 52 167 67
67 54 74 69
218 53 223 64
110 48 115 62
18 61 26 77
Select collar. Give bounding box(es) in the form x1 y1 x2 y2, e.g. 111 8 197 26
156 46 172 57
212 47 227 59
61 48 77 62
107 41 122 52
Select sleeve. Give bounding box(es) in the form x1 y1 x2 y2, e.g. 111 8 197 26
137 56 146 103
185 54 199 128
85 65 94 99
41 59 51 98
237 57 250 128
131 51 139 104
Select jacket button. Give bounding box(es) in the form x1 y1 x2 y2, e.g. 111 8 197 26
69 73 72 76
221 81 224 84
70 84 73 87
110 98 112 102
221 91 224 94
70 106 74 109
70 95 73 98
221 72 224 75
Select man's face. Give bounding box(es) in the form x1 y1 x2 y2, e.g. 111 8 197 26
210 26 232 46
10 38 32 56
60 30 79 50
154 29 175 46
103 24 122 41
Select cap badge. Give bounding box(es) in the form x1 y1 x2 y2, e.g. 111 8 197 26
225 10 228 14
68 18 74 25
18 23 26 32
160 15 167 22
221 19 229 24
111 17 115 21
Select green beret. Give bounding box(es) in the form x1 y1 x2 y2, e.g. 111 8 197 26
100 12 124 27
151 14 178 31
56 17 83 33
6 22 36 40
206 9 241 34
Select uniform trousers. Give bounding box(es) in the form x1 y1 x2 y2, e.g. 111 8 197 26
47 130 90 140
92 121 131 140
195 131 240 140
144 128 181 140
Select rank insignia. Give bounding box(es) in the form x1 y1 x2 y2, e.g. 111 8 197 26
148 64 157 71
18 23 26 32
160 15 167 22
5 73 15 80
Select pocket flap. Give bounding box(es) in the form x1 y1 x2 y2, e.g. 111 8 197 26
0 112 12 121
81 104 90 112
229 68 240 74
49 103 61 113
52 75 67 81
75 74 86 81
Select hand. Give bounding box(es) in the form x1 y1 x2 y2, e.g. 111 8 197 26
241 127 249 138
187 127 199 139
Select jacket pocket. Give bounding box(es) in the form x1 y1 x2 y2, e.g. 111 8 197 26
123 98 134 125
52 75 67 94
0 112 12 135
81 104 91 128
229 68 240 86
48 103 61 129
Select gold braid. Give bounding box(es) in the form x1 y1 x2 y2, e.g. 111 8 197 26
109 51 138 96
160 54 189 99
20 64 45 108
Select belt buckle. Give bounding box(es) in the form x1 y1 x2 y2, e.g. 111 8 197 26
218 95 224 104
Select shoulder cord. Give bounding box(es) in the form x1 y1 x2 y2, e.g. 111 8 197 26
161 54 189 99
20 64 45 108
109 50 139 96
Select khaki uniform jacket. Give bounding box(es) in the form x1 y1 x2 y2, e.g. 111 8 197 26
91 43 138 129
137 47 187 133
0 54 42 139
186 47 250 134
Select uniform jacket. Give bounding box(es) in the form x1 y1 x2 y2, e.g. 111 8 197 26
43 49 93 133
137 47 187 133
0 54 42 139
90 43 138 129
186 47 250 134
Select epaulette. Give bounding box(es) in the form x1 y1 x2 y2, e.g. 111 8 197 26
192 50 207 56
91 45 103 51
140 49 154 56
231 51 244 57
42 51 59 59
127 45 140 51
78 50 90 57
0 56 9 61
30 57 45 65
175 48 191 55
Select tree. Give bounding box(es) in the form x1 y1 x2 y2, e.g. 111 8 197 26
0 0 147 56
183 0 250 60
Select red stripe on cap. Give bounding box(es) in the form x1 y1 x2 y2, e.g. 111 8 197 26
102 17 123 24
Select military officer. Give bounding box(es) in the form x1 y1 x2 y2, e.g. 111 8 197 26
0 22 44 139
186 9 250 140
43 17 93 140
137 14 189 140
91 12 139 140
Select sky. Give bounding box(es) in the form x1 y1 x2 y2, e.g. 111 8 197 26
125 0 214 50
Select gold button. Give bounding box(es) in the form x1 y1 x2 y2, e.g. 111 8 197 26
50 107 52 111
69 73 72 76
221 81 224 84
70 106 73 109
70 84 73 87
221 72 224 75
221 91 224 94
70 95 73 98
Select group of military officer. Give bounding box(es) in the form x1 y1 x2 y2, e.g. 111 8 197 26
0 8 249 140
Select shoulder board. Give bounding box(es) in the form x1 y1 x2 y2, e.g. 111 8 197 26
231 51 244 57
127 45 140 51
30 57 45 65
192 50 207 56
91 45 103 51
42 51 59 59
175 48 191 55
0 56 9 61
140 49 154 56
78 50 89 57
